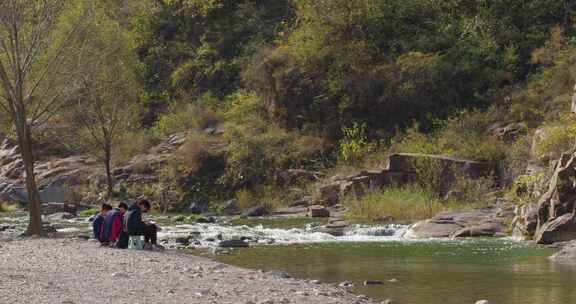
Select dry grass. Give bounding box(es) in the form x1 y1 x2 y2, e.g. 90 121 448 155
0 202 18 213
345 185 487 223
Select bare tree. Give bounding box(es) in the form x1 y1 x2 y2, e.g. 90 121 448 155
0 1 85 235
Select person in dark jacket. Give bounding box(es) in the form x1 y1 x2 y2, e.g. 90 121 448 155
124 199 158 247
101 202 128 247
92 203 112 244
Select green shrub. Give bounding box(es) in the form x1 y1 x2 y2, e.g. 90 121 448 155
533 119 576 163
391 110 507 163
79 208 100 217
338 122 370 165
153 96 221 137
235 188 254 210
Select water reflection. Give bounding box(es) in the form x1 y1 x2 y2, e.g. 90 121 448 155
214 241 576 304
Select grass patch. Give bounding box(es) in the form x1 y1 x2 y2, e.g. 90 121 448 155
79 208 100 217
345 185 485 223
0 202 18 213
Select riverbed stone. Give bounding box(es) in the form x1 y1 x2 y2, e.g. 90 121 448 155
308 205 330 218
405 209 505 239
222 199 240 215
0 225 15 231
451 222 505 238
187 201 209 214
405 220 463 239
549 240 576 260
241 205 267 217
218 239 249 248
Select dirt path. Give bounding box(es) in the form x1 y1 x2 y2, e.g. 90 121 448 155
0 239 377 304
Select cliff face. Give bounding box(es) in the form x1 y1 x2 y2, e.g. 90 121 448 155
0 133 188 206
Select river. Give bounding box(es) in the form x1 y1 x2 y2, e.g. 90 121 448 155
3 214 576 303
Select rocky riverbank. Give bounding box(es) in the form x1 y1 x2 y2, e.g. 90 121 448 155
0 238 378 304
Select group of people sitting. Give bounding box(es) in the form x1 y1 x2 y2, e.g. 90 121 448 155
92 199 161 250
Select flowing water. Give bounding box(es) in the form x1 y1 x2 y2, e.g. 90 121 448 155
3 214 576 303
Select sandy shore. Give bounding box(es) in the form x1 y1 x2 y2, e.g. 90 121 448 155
0 238 377 304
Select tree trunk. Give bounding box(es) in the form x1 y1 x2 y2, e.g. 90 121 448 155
17 122 43 236
104 145 114 198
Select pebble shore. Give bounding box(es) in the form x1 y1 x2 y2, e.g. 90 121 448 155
0 238 377 304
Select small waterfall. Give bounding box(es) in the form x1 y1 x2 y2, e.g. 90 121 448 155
157 223 410 247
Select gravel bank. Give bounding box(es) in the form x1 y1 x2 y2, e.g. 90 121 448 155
0 239 376 304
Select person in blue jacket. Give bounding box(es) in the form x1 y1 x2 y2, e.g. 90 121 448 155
101 202 128 247
92 203 112 244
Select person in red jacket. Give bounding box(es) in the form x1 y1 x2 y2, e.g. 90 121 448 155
101 202 128 247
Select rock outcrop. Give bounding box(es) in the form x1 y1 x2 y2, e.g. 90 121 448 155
0 133 189 207
534 152 576 244
307 205 330 218
0 135 101 205
487 122 527 143
314 153 494 206
549 240 576 260
405 208 508 239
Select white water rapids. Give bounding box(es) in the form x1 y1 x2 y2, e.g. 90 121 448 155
157 223 410 247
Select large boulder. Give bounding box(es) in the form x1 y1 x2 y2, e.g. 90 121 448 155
187 201 209 214
218 239 249 248
316 183 341 206
549 240 576 260
221 199 240 215
452 222 506 238
404 220 463 239
241 205 267 217
307 205 330 218
405 209 507 239
535 213 576 244
487 122 527 143
535 153 576 241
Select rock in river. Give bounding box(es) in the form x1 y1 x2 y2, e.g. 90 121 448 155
308 205 330 218
405 209 506 239
218 239 249 248
549 240 576 260
241 205 267 218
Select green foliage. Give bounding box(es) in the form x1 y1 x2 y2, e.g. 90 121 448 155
153 97 220 137
339 122 369 165
507 173 548 204
79 208 100 217
217 91 328 194
134 0 293 123
533 118 576 162
245 0 574 135
392 110 507 163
